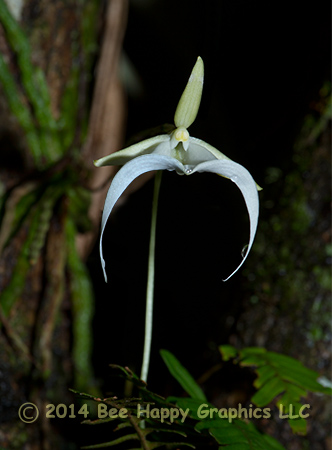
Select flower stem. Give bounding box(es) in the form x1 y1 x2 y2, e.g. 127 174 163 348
140 171 162 383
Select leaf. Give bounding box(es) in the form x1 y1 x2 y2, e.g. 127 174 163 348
266 352 332 394
81 433 139 449
219 345 332 435
160 350 206 401
253 365 275 388
149 443 195 449
219 345 238 361
197 419 286 450
251 377 285 406
276 395 308 435
261 433 288 450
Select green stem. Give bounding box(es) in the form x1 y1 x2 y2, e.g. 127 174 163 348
140 171 162 382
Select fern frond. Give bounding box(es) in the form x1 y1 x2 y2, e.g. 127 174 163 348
219 345 332 434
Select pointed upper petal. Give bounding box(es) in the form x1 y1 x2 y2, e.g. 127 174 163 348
94 135 170 167
174 57 204 129
99 154 185 282
192 159 259 281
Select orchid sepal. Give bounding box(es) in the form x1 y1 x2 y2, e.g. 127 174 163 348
94 134 170 167
174 56 204 129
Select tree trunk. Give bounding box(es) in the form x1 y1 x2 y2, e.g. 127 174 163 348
0 0 127 448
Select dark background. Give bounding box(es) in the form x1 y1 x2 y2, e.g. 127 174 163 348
89 1 330 445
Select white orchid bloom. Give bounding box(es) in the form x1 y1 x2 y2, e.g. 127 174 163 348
95 57 261 283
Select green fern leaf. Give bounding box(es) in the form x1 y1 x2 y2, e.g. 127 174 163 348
219 345 331 434
160 350 206 401
196 419 285 450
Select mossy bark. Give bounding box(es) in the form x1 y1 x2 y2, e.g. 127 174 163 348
0 0 127 448
232 89 331 450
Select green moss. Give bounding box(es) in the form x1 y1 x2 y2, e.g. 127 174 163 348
244 84 331 351
0 0 63 166
58 0 100 149
66 217 95 392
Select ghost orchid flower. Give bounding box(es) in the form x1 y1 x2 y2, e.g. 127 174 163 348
95 56 261 283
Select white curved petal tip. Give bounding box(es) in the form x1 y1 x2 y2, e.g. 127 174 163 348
99 154 185 282
102 260 107 282
192 159 259 281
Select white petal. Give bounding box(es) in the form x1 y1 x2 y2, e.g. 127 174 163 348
189 137 231 161
94 135 170 167
179 136 231 166
99 154 185 282
188 138 262 191
192 160 259 280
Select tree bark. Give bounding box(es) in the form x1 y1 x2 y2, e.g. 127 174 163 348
0 0 128 448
